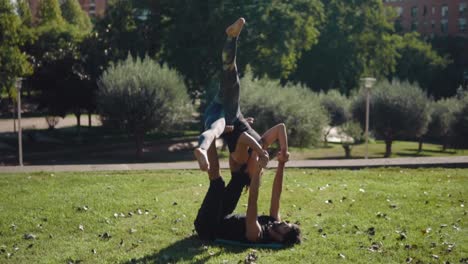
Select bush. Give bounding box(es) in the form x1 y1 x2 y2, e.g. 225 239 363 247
351 80 431 157
98 55 192 156
319 90 350 145
425 98 459 150
239 71 328 147
450 96 468 149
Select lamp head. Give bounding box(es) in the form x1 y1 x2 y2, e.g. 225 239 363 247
361 77 376 89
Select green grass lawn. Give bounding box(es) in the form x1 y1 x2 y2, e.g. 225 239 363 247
0 169 466 263
289 140 467 160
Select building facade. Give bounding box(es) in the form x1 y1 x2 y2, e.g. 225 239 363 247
28 0 108 19
383 0 468 38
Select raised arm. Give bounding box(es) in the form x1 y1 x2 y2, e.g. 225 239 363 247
269 159 287 221
261 123 288 162
244 153 263 242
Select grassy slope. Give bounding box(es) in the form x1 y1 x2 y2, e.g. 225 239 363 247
0 169 466 263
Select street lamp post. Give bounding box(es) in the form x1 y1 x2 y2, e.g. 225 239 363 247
361 77 376 160
16 78 23 166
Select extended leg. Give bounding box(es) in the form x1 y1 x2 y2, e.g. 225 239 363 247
194 102 225 171
194 176 225 240
217 18 245 126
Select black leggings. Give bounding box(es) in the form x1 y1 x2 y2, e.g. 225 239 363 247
197 36 242 150
194 169 249 240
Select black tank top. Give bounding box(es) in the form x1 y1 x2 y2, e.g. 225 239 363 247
215 214 276 243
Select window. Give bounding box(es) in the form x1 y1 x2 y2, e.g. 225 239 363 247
431 20 435 29
460 3 467 16
432 6 436 15
423 5 427 16
441 19 448 33
395 6 403 17
411 6 418 17
460 18 467 32
411 20 419 31
441 5 449 17
89 0 96 14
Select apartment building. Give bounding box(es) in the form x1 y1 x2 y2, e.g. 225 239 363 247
383 0 468 38
28 0 108 19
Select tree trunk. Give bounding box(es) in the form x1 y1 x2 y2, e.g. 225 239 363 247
75 112 81 135
442 137 448 152
324 128 331 147
384 139 392 158
88 112 92 127
135 129 144 158
343 144 352 158
418 138 423 153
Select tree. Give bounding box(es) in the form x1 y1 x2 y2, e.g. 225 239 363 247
61 0 92 31
290 0 446 96
319 90 349 146
160 0 324 97
351 80 431 157
392 32 450 98
0 0 32 96
97 55 193 157
28 0 93 130
290 0 397 93
427 37 468 99
36 0 64 26
239 70 328 147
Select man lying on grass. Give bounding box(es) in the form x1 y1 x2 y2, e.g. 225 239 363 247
194 140 301 246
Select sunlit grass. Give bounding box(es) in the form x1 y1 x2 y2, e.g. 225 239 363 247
0 168 466 263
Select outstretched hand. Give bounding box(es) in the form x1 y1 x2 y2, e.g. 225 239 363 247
245 117 254 125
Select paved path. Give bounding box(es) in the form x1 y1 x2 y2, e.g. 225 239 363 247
1 156 468 173
0 116 101 133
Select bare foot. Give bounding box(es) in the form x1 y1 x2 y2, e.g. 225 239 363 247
226 17 246 37
194 148 210 171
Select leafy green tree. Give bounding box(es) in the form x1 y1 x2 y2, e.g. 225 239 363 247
98 55 193 157
351 80 431 157
61 0 92 31
0 0 32 96
428 36 468 99
37 0 64 26
28 0 93 129
290 0 446 96
239 70 328 147
393 32 450 97
291 0 396 93
16 0 33 27
319 90 349 145
160 0 324 97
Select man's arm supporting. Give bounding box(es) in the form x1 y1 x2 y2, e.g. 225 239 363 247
245 154 262 242
270 161 285 221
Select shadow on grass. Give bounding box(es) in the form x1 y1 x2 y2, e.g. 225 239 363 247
122 235 245 264
402 148 457 154
396 152 431 157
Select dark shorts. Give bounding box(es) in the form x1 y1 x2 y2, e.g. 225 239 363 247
204 101 224 129
223 118 262 153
